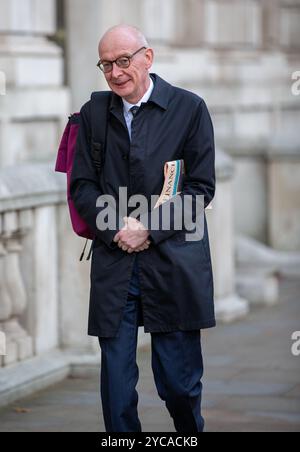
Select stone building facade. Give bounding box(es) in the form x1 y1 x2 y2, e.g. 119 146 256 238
0 0 299 405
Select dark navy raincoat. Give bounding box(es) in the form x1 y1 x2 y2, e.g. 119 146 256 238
70 74 216 337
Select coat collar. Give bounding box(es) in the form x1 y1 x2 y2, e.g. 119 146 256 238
109 73 172 114
148 73 172 111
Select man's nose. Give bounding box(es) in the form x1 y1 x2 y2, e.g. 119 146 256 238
111 62 124 78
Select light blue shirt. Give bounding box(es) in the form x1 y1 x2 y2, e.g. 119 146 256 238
122 77 154 140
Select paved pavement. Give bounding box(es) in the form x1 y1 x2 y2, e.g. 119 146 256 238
0 276 299 432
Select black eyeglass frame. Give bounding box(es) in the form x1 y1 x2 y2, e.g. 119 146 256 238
97 47 147 73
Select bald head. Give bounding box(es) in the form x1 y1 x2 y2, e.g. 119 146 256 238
97 24 154 104
99 25 149 57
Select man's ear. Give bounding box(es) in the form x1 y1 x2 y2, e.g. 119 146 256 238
145 48 154 70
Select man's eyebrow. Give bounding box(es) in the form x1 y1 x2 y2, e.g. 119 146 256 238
101 52 132 61
116 53 131 58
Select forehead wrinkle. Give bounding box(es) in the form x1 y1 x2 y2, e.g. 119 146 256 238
101 46 137 62
99 25 149 59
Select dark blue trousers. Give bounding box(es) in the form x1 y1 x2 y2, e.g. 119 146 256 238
98 294 204 433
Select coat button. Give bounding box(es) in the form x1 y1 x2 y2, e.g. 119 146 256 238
122 155 128 160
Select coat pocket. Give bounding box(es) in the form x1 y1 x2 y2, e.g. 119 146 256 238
172 231 212 265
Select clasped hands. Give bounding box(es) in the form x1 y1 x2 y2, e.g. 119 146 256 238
113 217 151 254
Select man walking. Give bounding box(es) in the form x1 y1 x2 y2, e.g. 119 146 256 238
70 25 216 433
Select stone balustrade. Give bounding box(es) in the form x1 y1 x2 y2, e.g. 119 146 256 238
0 163 93 370
0 208 33 367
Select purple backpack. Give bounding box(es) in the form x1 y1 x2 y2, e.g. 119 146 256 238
55 92 111 257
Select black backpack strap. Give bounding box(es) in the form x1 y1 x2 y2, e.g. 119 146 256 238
90 91 112 175
78 92 112 263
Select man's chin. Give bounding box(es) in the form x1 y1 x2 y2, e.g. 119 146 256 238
110 81 133 97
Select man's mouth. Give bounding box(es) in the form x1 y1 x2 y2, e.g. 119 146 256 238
114 80 130 88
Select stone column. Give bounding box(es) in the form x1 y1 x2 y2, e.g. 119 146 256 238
0 0 69 168
65 0 103 111
66 0 144 111
268 153 300 251
170 0 206 47
204 0 262 48
278 0 300 50
142 0 178 46
207 150 249 322
261 0 280 50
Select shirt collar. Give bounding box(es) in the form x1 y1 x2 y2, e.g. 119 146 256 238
122 77 154 115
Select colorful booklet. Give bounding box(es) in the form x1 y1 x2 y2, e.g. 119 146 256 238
154 160 185 209
155 160 212 209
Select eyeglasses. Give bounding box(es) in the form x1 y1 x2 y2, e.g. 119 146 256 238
97 47 147 73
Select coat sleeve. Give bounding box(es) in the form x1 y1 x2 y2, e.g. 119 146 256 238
140 99 215 245
70 102 119 249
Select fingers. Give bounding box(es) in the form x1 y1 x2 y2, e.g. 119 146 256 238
137 241 150 251
117 240 151 253
134 242 150 252
113 232 121 243
117 226 151 253
117 241 129 252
